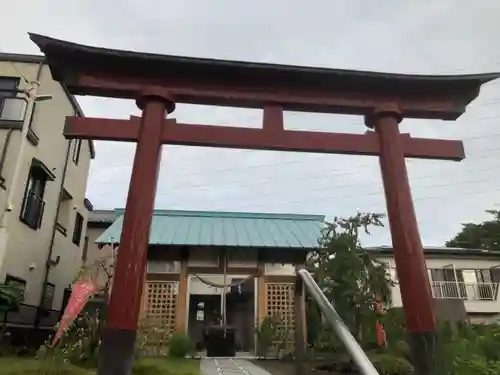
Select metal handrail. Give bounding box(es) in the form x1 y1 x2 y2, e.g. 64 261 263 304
297 268 380 375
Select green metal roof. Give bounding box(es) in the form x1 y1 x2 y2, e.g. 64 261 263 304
95 210 324 249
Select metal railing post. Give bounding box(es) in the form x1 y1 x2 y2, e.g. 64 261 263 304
297 269 379 375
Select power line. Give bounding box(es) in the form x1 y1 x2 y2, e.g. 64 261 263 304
157 159 497 198
87 159 500 214
193 172 498 207
87 143 500 197
234 185 500 213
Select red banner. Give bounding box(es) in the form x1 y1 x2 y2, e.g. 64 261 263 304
376 298 386 346
52 278 98 346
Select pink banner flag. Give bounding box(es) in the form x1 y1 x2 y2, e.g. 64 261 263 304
52 278 98 346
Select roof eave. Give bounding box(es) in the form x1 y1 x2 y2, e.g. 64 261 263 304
27 33 500 85
369 247 500 258
0 52 44 64
28 33 500 121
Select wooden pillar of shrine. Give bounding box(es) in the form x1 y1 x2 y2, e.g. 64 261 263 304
366 103 438 375
98 89 175 375
257 262 266 329
175 255 189 333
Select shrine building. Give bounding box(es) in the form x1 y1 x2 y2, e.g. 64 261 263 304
88 209 323 355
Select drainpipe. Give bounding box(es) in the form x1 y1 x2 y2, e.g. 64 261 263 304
34 138 72 329
0 130 14 180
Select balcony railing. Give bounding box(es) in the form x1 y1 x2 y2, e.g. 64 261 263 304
0 303 60 328
0 97 27 122
431 281 499 301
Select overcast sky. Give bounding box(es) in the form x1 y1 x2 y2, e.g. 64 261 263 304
2 0 500 246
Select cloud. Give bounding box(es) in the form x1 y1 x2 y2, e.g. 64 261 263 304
2 0 500 246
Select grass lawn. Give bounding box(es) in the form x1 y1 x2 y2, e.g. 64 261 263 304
0 357 91 374
0 357 200 375
136 357 200 374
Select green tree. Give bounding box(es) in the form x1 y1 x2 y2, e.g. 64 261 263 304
446 209 500 250
308 212 393 345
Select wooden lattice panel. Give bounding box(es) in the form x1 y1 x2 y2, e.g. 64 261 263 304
265 282 295 351
141 281 178 338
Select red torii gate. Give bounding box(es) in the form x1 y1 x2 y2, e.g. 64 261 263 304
30 33 498 375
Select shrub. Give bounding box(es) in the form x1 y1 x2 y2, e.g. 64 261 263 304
370 353 414 375
450 355 499 375
168 333 194 358
255 315 295 358
255 316 281 357
36 312 101 367
135 320 171 357
389 340 410 360
476 325 500 362
313 324 344 353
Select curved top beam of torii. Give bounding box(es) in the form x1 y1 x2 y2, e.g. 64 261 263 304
29 33 499 121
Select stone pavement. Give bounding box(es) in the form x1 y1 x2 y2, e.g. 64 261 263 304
201 358 272 375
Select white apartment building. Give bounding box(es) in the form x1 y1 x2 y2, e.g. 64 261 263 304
0 53 94 323
371 246 500 323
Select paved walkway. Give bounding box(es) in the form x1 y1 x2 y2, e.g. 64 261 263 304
201 358 272 375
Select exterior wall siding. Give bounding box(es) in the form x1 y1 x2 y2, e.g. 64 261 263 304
0 58 93 311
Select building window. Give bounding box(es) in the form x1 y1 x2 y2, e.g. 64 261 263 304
60 288 72 315
463 269 495 300
0 77 21 122
430 268 494 284
5 274 26 303
72 140 82 165
56 189 72 236
147 260 180 273
42 283 55 309
82 235 89 263
476 269 493 283
72 212 84 246
20 160 53 230
264 263 295 275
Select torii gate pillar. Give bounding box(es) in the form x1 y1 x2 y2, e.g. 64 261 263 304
97 89 175 375
366 104 437 375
